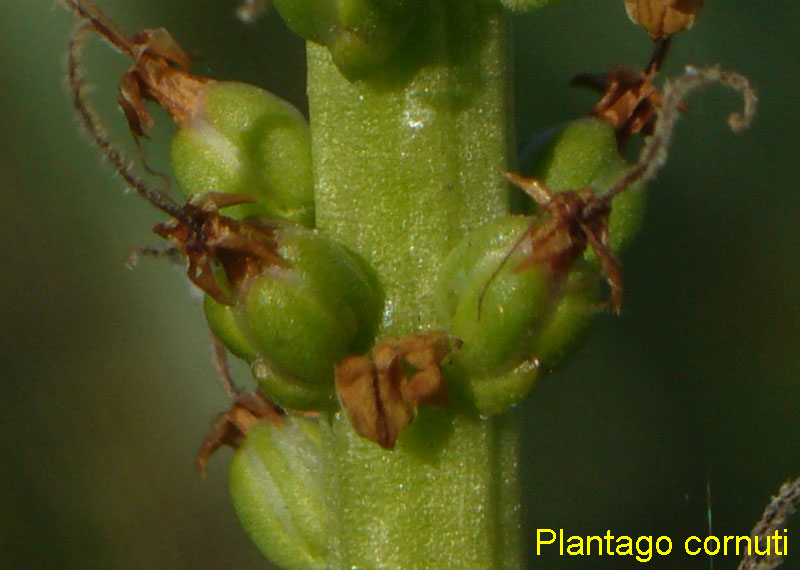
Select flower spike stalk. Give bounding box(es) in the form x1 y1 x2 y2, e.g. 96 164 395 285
304 3 528 565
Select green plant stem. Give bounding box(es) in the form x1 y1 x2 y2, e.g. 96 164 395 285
323 409 522 568
307 1 522 567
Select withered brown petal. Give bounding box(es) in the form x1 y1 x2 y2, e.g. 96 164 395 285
150 197 284 304
586 65 662 149
372 339 399 370
336 355 413 449
403 368 447 408
118 70 152 136
336 332 454 449
130 27 191 71
624 0 703 40
396 330 455 369
196 391 282 476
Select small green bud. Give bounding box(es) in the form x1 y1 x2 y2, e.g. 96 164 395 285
204 222 383 410
228 415 328 570
273 0 419 80
171 82 314 225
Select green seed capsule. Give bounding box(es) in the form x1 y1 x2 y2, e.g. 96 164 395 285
437 216 563 415
228 415 328 570
171 82 314 225
530 270 599 369
204 222 383 410
437 216 604 416
204 286 260 363
272 0 419 80
438 216 548 377
522 117 620 190
438 119 647 415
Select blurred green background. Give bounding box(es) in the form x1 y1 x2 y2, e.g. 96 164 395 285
1 1 798 568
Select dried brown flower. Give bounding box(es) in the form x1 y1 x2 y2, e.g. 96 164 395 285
196 390 283 476
336 332 455 449
572 36 673 150
624 0 704 41
501 66 756 316
152 193 285 305
60 0 212 139
503 173 623 313
574 65 664 151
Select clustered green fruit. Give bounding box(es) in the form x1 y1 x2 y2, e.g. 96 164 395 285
204 221 382 410
58 0 716 564
172 77 644 569
436 118 645 415
179 80 644 417
169 80 381 410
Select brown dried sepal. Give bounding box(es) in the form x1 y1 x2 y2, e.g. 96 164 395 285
196 390 283 476
118 27 212 137
504 172 623 313
153 193 285 305
60 0 212 138
335 331 455 449
574 65 663 150
572 38 686 150
624 0 704 41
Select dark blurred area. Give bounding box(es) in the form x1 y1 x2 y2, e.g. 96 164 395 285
1 1 797 568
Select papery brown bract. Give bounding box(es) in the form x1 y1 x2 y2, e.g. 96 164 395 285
336 332 454 449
